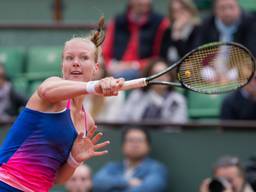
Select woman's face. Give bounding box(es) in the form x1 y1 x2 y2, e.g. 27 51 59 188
171 0 191 21
151 62 171 93
62 39 99 82
152 62 170 82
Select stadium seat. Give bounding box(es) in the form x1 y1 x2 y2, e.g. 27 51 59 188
239 0 256 11
0 47 26 79
27 80 43 97
13 77 28 96
187 91 226 119
25 46 62 81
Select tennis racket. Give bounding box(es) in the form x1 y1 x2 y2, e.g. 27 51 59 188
120 42 256 94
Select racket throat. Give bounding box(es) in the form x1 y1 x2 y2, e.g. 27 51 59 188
121 78 147 91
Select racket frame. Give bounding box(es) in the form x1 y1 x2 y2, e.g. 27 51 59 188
146 42 256 94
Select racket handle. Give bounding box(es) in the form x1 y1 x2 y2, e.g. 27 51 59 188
120 78 147 91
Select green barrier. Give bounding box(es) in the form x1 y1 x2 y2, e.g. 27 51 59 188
50 128 256 192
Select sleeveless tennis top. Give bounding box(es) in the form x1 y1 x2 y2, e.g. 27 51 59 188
0 101 87 192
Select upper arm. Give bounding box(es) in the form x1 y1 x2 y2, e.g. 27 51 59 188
37 76 62 99
26 77 64 112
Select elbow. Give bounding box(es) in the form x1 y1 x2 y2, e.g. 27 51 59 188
38 85 55 103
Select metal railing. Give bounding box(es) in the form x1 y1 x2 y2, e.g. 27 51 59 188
1 119 256 131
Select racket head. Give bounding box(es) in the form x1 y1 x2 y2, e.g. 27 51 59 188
177 42 255 94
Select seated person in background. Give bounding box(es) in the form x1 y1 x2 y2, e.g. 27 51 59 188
161 0 200 64
93 127 168 192
65 164 93 192
83 61 125 122
199 156 254 192
0 63 27 123
122 59 188 123
245 155 256 192
220 73 256 120
195 0 256 57
103 0 169 80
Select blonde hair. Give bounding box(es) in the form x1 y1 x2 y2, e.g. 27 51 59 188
63 16 105 63
169 0 200 24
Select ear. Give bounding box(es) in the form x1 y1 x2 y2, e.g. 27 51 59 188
61 63 65 78
93 63 100 75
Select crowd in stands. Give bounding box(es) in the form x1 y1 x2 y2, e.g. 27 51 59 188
69 0 256 191
1 0 256 124
63 128 256 192
0 0 256 191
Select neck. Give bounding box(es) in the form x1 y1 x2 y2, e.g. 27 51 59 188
129 9 148 23
126 158 144 168
153 87 167 96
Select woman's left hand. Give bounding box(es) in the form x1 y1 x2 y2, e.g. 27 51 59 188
70 126 110 163
95 77 125 96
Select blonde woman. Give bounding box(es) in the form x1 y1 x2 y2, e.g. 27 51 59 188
161 0 200 64
0 17 124 192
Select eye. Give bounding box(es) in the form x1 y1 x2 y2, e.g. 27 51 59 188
81 55 88 61
65 55 73 61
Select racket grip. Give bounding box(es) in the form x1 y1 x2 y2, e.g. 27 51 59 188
120 78 147 91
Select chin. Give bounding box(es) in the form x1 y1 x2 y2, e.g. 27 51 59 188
69 75 88 82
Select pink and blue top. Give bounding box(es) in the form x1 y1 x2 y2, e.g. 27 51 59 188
0 103 78 192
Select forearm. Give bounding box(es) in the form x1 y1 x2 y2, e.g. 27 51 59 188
38 77 89 103
55 162 76 184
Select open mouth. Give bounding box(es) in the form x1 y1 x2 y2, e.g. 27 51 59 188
70 71 83 75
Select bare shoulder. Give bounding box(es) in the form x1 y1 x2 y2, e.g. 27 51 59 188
26 77 66 112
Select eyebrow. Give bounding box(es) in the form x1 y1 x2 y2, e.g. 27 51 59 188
64 51 90 55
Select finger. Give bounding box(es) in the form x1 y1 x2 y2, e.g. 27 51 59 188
101 78 111 96
110 79 118 93
118 78 125 87
93 150 108 157
106 77 114 95
88 125 96 134
94 140 110 150
92 132 103 144
87 126 96 139
112 91 118 96
78 132 84 139
77 132 85 143
116 78 125 91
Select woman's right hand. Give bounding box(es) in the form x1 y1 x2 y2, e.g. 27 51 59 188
70 126 110 163
95 77 125 96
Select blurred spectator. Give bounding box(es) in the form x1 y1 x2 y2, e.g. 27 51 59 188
199 156 254 192
220 73 256 120
83 65 125 122
93 127 168 192
121 59 187 123
195 0 256 56
0 63 27 124
245 155 256 192
103 0 169 80
65 164 93 192
161 0 201 64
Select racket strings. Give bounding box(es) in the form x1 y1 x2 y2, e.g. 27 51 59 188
179 44 254 93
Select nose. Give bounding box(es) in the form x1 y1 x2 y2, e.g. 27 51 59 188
73 58 80 67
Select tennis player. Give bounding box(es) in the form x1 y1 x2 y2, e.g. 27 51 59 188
0 17 124 192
